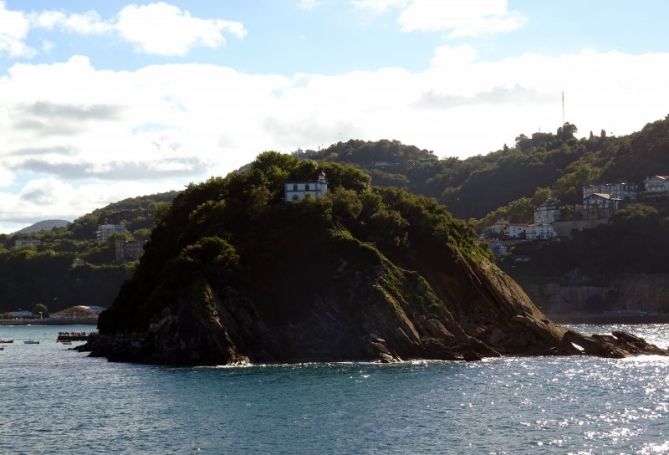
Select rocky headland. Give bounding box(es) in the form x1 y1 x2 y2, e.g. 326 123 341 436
82 153 668 365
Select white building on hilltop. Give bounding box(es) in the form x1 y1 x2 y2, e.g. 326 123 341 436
285 172 328 202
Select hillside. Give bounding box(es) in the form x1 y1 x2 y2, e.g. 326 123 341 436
0 191 178 313
297 117 669 220
15 219 70 234
86 152 665 365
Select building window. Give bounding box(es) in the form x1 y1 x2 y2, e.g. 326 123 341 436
305 184 310 190
292 194 299 201
292 184 298 191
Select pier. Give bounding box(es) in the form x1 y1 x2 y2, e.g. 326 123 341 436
56 331 96 343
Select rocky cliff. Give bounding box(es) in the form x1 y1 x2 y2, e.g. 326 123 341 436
83 153 668 365
516 273 669 322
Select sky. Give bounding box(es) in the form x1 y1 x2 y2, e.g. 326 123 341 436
1 0 669 232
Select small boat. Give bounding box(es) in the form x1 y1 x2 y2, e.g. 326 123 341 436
23 339 40 345
0 346 4 350
0 339 13 343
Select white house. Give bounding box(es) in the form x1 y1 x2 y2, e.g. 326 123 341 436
96 224 127 243
582 182 637 201
483 219 509 238
504 224 529 239
644 175 669 193
285 172 328 202
533 199 560 224
583 193 622 211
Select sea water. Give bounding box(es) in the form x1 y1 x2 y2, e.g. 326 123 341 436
0 324 668 454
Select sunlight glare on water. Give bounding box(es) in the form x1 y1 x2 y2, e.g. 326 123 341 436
1 324 668 454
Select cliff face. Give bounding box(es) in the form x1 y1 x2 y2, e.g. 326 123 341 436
85 154 668 365
516 273 669 321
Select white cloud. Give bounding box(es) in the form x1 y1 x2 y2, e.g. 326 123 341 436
115 3 246 56
399 0 525 36
1 48 669 231
30 10 113 35
350 0 409 12
0 1 35 57
1 2 246 59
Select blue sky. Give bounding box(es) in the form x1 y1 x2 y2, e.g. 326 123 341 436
0 0 669 231
6 0 669 74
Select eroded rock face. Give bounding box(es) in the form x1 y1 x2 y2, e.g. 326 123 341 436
82 238 668 365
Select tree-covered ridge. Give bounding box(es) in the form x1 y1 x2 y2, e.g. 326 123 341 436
0 191 178 313
1 191 178 262
296 116 669 220
100 152 490 334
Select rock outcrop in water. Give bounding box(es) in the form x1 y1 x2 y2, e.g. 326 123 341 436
83 153 669 365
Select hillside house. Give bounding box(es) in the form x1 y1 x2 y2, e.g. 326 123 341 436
504 224 529 239
582 182 637 202
583 193 621 211
525 224 557 241
115 239 142 261
644 175 669 193
534 199 560 224
482 220 509 238
285 172 328 202
96 224 127 243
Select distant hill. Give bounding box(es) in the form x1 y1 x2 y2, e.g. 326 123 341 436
14 219 70 235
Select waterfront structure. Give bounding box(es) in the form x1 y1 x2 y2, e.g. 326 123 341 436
284 172 328 202
96 224 127 243
3 310 34 319
644 175 669 193
51 305 103 321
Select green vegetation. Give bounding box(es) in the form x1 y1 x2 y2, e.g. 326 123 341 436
297 117 669 220
0 191 177 313
504 202 669 281
6 115 669 317
99 152 489 334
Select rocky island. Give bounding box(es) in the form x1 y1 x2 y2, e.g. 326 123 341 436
83 153 668 365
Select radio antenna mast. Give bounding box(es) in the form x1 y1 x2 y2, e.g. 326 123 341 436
561 91 565 124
